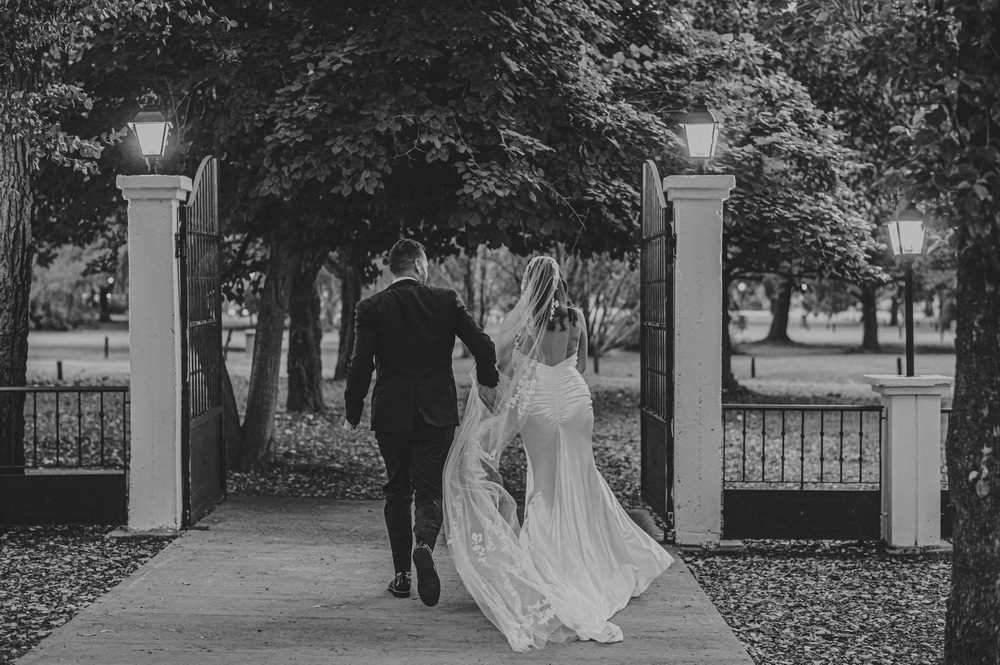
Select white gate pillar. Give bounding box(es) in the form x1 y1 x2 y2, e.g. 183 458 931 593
116 175 192 533
864 374 953 548
665 174 736 547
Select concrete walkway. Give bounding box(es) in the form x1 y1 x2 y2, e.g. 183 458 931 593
17 497 753 664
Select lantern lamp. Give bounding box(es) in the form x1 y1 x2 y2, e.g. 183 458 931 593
678 104 721 159
884 207 926 259
127 93 172 164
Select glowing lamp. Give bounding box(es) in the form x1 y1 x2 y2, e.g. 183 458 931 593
679 105 721 159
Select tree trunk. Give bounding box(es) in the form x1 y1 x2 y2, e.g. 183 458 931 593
764 275 793 343
0 135 33 471
859 283 880 352
333 259 361 381
240 237 300 471
286 250 326 412
591 348 600 374
944 237 1000 663
98 285 112 322
477 245 488 327
461 255 475 358
889 291 900 327
220 348 243 472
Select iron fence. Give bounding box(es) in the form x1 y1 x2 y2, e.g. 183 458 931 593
723 404 884 489
941 407 951 489
0 386 129 472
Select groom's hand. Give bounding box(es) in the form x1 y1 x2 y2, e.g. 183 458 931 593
477 384 498 412
341 418 361 434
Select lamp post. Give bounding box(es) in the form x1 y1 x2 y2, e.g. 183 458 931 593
127 93 172 172
884 206 926 376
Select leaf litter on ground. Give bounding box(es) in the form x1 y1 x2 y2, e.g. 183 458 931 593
682 540 948 665
0 526 172 665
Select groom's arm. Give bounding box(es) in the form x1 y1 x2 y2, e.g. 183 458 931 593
452 291 499 388
344 298 376 428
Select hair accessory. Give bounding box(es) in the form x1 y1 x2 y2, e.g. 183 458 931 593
520 256 561 294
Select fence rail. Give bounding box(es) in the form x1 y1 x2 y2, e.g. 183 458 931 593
0 386 129 472
723 403 884 489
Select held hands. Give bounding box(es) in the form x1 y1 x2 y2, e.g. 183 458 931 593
477 384 499 412
341 419 362 434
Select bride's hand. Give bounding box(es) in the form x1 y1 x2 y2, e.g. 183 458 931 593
477 384 498 412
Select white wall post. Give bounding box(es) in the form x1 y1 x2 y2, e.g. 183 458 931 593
116 175 192 533
864 374 953 549
665 174 736 547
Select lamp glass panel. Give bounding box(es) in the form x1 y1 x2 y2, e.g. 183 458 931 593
130 121 170 157
682 122 718 158
896 220 925 255
886 222 902 255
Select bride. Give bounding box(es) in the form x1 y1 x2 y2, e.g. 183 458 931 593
443 255 673 652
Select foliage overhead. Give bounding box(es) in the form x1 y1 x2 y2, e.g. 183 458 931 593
668 1 887 285
184 0 681 262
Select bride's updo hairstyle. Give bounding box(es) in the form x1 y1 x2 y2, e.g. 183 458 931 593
520 256 578 332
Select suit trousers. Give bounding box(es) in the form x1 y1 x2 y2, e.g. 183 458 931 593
375 412 456 574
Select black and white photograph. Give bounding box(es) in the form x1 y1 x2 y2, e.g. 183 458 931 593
1 1 997 663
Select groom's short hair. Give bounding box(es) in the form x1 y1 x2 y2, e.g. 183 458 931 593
389 239 426 275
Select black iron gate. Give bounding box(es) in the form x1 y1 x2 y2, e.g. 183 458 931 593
179 155 225 526
639 160 675 526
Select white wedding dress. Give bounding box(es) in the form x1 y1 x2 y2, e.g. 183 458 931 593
444 344 673 651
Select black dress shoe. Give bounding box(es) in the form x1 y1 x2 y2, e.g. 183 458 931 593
412 543 440 607
387 572 411 598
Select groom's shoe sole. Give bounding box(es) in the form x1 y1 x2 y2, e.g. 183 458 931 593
412 546 440 607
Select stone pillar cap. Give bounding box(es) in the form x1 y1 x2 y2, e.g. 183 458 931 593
116 174 193 201
663 174 736 200
864 374 954 394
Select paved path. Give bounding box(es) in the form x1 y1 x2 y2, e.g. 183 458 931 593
17 497 753 665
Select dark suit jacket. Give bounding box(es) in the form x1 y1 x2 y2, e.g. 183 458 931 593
344 279 499 432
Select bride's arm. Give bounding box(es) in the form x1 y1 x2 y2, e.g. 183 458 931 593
575 310 589 374
496 336 514 378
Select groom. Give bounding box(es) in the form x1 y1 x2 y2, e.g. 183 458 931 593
343 239 499 606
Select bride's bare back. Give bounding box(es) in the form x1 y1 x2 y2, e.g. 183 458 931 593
530 307 589 373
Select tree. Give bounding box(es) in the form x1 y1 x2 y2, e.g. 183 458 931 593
29 243 115 330
857 282 881 351
327 251 365 382
286 249 327 412
175 0 683 468
430 254 480 358
831 0 1000 659
561 253 639 374
0 1 216 470
560 1 888 390
708 44 884 388
763 275 795 343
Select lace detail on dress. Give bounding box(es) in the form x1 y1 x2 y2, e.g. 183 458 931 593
508 358 538 419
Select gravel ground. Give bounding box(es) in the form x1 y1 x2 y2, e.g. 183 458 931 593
682 541 949 665
0 526 173 665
